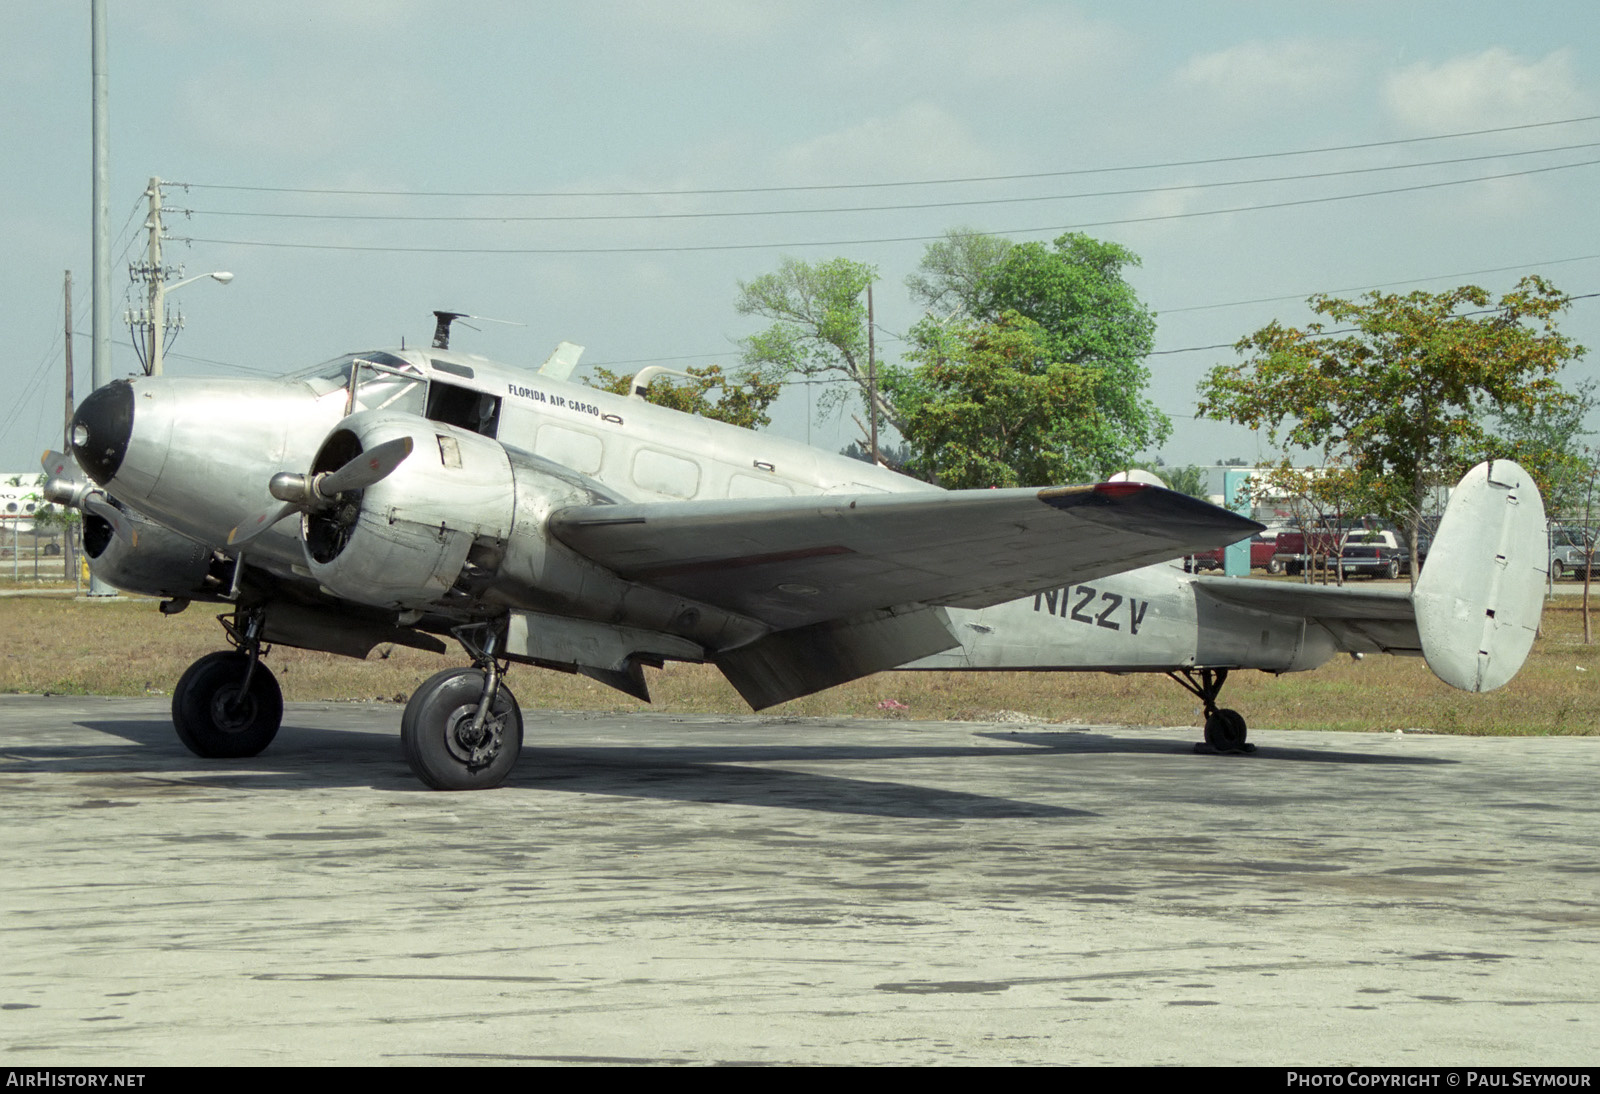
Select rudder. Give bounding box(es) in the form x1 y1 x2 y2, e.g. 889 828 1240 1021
1412 460 1546 692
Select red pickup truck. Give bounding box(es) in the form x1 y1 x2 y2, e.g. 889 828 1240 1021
1271 526 1348 577
1187 530 1285 574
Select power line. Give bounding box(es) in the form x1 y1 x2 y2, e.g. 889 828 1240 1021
174 156 1600 256
177 141 1600 226
172 113 1600 200
1160 254 1600 315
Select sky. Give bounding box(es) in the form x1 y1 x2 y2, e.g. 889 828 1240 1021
4 0 1599 480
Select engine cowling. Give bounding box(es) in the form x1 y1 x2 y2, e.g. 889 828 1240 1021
299 412 612 611
83 508 217 599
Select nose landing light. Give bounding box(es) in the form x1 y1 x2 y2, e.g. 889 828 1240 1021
71 381 135 486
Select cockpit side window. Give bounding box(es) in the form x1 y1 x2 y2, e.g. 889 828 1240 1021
426 381 501 438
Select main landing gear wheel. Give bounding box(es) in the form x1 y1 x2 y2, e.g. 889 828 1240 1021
171 650 283 758
401 668 523 791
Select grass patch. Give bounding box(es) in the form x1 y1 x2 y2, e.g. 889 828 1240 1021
0 593 1596 735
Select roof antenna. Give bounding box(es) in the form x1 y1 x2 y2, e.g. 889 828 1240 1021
431 309 525 350
432 311 467 350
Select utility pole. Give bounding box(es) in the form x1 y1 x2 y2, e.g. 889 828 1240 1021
867 282 878 467
126 177 178 375
63 272 74 448
88 0 113 596
63 271 79 586
90 0 109 393
125 178 233 376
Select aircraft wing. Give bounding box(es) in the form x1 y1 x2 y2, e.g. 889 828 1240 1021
551 483 1262 632
1193 578 1422 656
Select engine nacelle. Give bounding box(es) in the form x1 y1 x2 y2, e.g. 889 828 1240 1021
84 508 217 600
301 412 611 611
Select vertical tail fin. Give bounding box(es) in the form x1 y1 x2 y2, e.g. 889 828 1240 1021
1412 461 1546 692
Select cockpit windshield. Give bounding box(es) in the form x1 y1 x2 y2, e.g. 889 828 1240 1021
289 351 427 415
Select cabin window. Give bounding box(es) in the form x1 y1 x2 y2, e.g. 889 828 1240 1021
535 425 604 475
632 449 700 499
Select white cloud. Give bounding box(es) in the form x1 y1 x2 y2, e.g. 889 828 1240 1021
1383 48 1587 131
587 0 803 44
1177 39 1364 106
772 102 991 185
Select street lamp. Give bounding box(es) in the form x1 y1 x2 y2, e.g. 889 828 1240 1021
127 270 233 377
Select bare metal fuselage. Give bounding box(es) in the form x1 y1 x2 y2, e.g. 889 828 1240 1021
76 346 1344 682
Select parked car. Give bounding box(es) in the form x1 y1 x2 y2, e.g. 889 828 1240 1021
1272 524 1349 577
1187 529 1286 574
1339 528 1434 579
1337 529 1407 579
1549 526 1597 581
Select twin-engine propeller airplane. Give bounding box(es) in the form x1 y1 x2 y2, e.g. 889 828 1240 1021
47 317 1548 790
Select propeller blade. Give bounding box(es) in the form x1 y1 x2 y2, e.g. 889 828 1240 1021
41 449 80 480
315 436 414 499
228 501 300 547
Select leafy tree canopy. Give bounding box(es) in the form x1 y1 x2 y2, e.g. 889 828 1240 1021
1490 376 1597 517
1127 461 1210 498
905 226 1014 319
972 232 1170 466
881 311 1102 488
1197 276 1587 572
735 256 889 429
589 364 781 431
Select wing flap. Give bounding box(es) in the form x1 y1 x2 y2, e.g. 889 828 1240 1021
551 483 1262 630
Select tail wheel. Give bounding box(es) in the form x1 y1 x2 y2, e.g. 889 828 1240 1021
1203 708 1249 751
401 668 523 790
171 651 283 759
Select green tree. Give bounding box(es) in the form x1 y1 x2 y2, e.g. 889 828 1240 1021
735 256 892 431
589 364 781 430
905 226 1013 319
973 232 1170 471
1129 461 1209 499
1197 276 1587 577
881 311 1100 488
1490 376 1597 517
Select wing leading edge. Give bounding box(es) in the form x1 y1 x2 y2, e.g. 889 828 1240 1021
552 481 1261 708
550 482 1263 632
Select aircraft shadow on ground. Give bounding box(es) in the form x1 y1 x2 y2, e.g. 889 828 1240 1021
0 714 1452 819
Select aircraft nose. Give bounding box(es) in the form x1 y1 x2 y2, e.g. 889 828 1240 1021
71 380 134 486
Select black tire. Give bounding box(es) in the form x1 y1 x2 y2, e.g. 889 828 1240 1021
1265 557 1284 575
1552 560 1566 581
401 668 523 790
1384 559 1400 580
171 651 283 759
1203 708 1248 751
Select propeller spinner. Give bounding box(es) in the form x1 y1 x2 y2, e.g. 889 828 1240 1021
229 435 414 546
41 448 135 545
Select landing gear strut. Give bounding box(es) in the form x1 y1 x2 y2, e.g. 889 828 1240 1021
171 608 283 758
1167 668 1255 754
401 624 523 790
